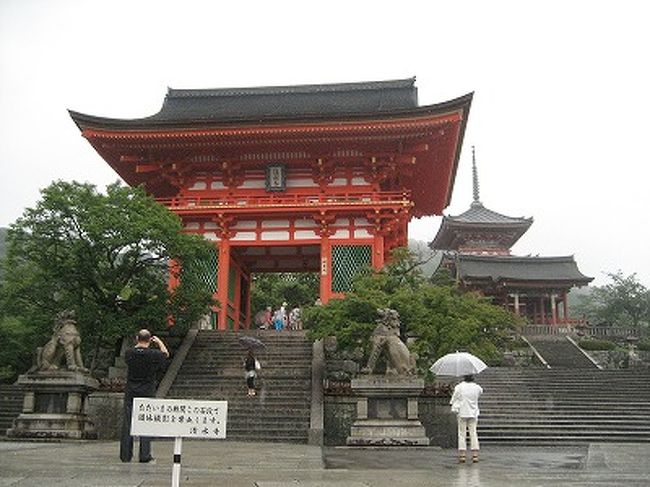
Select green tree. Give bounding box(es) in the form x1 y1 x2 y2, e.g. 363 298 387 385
303 249 521 372
575 272 650 329
250 272 319 317
0 181 215 376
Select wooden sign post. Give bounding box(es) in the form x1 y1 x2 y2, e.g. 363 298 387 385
131 398 228 486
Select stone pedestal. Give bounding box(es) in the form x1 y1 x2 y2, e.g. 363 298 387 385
7 371 99 439
346 376 429 446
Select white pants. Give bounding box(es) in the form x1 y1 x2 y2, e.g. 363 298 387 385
457 417 480 451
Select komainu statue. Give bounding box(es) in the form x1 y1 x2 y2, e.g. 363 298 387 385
361 308 416 375
30 310 89 373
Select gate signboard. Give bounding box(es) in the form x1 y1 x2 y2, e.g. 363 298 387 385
131 398 228 486
131 398 227 439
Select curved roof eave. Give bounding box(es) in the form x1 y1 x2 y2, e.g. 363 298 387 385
68 92 474 132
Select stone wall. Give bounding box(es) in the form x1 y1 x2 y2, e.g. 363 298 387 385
419 397 457 448
87 392 123 440
324 394 455 447
588 349 650 370
323 395 357 446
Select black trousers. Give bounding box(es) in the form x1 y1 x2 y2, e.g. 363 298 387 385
120 390 153 462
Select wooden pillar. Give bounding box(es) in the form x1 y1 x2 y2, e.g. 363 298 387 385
513 293 520 315
550 294 558 325
372 233 385 270
217 239 231 331
320 235 332 304
563 292 569 322
539 296 545 324
168 259 181 293
167 259 182 327
232 263 242 331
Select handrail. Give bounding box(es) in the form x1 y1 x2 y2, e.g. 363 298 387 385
566 335 603 370
520 335 551 369
157 191 412 210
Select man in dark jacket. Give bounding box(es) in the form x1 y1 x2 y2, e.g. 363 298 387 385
120 329 169 463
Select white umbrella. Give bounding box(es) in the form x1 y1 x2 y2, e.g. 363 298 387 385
429 352 487 377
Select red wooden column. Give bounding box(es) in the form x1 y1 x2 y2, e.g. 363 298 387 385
539 296 545 324
372 233 385 270
168 259 181 293
562 292 569 322
216 238 231 331
320 235 332 304
167 259 182 327
232 263 242 331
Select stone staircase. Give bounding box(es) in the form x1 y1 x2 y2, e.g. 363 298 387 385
0 384 23 436
165 330 312 443
477 367 650 444
526 336 598 368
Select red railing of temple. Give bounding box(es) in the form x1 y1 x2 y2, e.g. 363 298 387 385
156 191 413 211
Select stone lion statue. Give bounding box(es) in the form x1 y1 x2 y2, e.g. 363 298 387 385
361 308 416 375
30 310 89 373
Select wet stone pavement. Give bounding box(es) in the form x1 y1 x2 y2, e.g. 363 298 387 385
1 440 649 486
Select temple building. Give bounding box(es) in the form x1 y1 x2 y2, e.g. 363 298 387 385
70 78 472 330
430 148 593 325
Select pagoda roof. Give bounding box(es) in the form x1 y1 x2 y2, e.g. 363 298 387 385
70 78 423 129
449 201 533 225
430 202 533 250
456 255 593 286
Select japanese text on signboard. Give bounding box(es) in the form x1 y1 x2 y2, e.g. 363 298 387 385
131 398 227 439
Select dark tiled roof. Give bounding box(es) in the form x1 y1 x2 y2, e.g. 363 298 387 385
449 201 532 224
430 201 533 250
457 255 593 284
70 78 420 128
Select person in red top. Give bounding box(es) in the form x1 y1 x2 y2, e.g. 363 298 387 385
120 329 169 463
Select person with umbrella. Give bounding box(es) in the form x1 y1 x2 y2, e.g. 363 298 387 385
430 352 486 464
239 336 264 397
243 348 261 396
450 374 483 463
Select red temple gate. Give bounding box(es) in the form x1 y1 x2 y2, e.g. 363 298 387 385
70 78 472 330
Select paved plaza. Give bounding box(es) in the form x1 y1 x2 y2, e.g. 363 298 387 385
1 440 649 486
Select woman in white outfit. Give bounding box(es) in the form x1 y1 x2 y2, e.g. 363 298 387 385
450 374 483 463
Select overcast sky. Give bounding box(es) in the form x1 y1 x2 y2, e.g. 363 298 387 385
1 0 648 286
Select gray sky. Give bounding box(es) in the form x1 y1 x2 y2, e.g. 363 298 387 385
1 0 648 286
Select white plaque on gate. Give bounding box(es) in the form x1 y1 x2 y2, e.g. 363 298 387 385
131 398 227 439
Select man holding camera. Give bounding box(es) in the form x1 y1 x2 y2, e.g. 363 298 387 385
120 329 169 463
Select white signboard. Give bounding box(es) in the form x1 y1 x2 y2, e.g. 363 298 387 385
131 398 227 439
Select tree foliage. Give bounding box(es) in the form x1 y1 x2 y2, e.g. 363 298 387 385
0 181 216 377
303 248 521 371
575 272 650 329
250 272 319 315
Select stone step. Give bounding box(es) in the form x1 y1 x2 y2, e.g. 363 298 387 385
480 415 650 431
481 399 650 406
167 393 311 402
0 386 23 435
166 331 313 444
479 435 650 444
473 366 650 444
481 413 650 420
479 429 650 438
